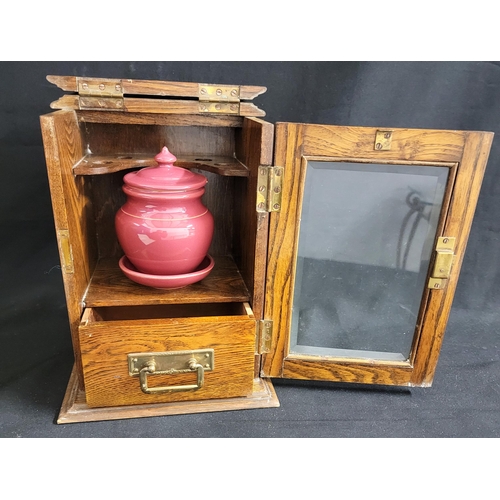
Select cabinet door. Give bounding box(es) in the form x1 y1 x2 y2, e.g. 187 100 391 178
262 123 493 387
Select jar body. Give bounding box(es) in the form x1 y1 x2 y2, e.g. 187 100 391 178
115 185 214 275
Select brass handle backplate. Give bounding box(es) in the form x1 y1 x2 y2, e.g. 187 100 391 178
128 349 214 395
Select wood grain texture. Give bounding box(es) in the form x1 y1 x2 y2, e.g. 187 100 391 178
79 314 256 407
47 75 266 100
233 117 274 320
77 111 244 127
300 124 466 162
57 364 279 424
84 256 250 307
74 153 249 176
40 111 97 388
81 123 235 157
283 357 413 386
234 117 274 378
410 131 494 386
262 123 304 378
262 123 493 387
407 163 459 365
50 95 265 117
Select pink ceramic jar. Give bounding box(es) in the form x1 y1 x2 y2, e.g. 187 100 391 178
115 147 214 276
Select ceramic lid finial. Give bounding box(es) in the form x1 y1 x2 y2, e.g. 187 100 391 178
155 146 177 167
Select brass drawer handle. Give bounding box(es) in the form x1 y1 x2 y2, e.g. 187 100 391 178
128 349 214 395
139 358 204 394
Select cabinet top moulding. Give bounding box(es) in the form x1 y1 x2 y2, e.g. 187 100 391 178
47 75 267 117
47 75 267 100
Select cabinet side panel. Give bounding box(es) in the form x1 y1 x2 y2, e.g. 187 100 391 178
234 118 274 319
40 111 97 387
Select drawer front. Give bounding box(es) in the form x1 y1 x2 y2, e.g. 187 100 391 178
79 313 256 408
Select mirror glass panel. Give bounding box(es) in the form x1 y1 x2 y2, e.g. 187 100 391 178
290 161 449 361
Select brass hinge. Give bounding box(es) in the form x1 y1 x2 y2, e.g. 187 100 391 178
257 166 283 212
57 229 74 274
428 237 456 289
198 84 240 114
77 77 124 110
256 320 273 354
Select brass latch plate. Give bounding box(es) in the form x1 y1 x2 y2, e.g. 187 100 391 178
374 130 393 150
128 349 214 376
257 320 273 354
428 237 456 289
257 166 283 212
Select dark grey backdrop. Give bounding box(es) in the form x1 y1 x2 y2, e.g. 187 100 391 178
1 61 499 437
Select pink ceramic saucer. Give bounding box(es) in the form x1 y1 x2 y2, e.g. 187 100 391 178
119 255 214 289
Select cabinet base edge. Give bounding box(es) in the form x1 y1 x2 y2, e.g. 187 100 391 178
57 364 280 424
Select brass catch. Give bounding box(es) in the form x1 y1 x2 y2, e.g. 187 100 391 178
257 166 283 212
57 229 74 274
428 237 456 289
374 130 393 150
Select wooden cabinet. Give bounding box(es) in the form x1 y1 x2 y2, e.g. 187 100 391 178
40 75 493 423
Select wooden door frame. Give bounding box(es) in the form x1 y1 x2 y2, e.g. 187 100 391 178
262 123 493 387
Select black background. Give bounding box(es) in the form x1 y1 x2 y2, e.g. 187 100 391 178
1 61 499 438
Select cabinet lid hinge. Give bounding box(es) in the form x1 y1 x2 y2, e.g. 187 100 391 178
257 166 283 213
198 84 240 114
77 77 125 110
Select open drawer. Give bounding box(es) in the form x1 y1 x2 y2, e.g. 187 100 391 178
79 303 256 408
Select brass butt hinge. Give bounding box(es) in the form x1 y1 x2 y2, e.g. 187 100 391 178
57 229 74 274
198 84 240 114
77 77 124 111
256 320 273 354
257 166 283 213
428 237 456 289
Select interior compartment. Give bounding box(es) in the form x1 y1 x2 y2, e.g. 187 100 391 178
66 113 268 313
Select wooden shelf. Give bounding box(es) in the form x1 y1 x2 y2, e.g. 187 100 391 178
73 153 249 176
84 255 250 308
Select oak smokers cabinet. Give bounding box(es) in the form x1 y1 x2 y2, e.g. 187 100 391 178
40 75 493 424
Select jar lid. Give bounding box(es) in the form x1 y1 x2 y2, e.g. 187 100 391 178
123 147 207 191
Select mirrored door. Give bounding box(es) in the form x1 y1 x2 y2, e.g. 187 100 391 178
263 124 492 387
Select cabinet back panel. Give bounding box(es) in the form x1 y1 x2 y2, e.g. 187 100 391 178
82 124 235 157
